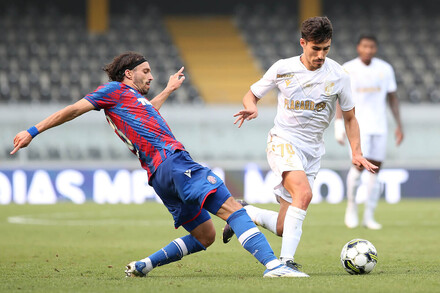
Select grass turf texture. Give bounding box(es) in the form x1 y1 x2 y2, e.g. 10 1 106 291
0 199 439 293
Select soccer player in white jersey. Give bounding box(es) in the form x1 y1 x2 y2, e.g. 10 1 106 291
222 17 377 277
335 34 404 230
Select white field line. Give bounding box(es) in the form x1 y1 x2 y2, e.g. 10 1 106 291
7 212 170 226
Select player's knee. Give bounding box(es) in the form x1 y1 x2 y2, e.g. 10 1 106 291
295 190 313 210
215 197 243 221
304 190 313 205
198 229 216 248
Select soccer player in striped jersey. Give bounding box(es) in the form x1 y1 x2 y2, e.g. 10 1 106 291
10 52 301 278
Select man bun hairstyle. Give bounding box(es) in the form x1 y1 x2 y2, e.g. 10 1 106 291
301 16 333 43
103 52 147 82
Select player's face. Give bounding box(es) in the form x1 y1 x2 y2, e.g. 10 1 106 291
132 62 154 95
300 38 331 71
357 39 377 65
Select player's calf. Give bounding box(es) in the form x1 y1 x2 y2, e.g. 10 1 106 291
222 200 247 243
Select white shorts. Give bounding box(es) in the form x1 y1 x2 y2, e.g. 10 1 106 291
360 133 387 162
266 133 321 203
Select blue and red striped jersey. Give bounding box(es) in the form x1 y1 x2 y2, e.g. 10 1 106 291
84 81 186 181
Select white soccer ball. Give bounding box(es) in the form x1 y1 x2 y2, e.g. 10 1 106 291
340 239 378 275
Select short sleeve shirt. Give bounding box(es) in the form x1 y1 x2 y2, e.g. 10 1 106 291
84 81 185 181
251 56 354 157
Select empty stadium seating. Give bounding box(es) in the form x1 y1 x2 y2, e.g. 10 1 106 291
234 0 440 103
1 0 438 105
0 0 202 104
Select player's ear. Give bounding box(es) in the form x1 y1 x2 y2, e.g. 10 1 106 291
300 38 307 48
124 69 133 80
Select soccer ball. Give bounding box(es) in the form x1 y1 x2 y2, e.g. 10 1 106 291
340 239 378 275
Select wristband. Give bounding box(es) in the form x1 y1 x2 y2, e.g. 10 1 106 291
27 126 40 138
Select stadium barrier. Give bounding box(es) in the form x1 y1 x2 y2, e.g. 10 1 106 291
0 166 438 205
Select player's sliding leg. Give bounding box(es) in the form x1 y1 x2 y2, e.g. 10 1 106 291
222 201 279 243
225 206 308 277
345 166 362 228
125 234 206 277
363 172 382 230
244 205 279 234
213 186 307 277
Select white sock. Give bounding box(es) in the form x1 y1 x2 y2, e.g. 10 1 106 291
280 206 306 261
364 172 380 222
244 205 278 235
346 166 362 206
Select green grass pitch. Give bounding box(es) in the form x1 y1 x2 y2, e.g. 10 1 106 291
1 199 439 292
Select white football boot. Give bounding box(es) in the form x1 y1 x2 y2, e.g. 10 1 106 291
362 219 382 230
263 264 309 278
125 261 148 277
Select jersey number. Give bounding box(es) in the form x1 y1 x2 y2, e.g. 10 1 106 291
272 143 295 157
106 115 140 158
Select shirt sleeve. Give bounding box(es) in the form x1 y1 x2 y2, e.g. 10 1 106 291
338 70 355 111
84 83 118 110
386 64 397 93
250 60 282 99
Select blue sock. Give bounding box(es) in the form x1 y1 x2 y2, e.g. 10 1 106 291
145 234 206 269
227 208 280 269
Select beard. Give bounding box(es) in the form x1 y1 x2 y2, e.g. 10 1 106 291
139 87 149 95
133 77 150 95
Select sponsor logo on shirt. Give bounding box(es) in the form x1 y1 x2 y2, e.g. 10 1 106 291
283 99 327 112
277 73 295 78
356 87 381 93
314 101 327 112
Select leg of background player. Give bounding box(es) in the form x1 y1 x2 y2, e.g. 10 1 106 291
363 172 382 229
345 166 362 228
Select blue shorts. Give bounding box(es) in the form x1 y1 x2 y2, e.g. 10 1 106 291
151 150 231 232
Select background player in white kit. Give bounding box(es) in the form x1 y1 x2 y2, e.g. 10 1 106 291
335 34 404 230
222 17 377 277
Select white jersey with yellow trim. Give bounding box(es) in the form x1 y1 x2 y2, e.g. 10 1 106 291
343 57 397 135
251 56 354 157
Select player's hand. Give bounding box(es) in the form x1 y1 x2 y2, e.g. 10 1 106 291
334 118 346 145
395 127 404 146
233 108 258 128
352 154 378 173
10 131 33 155
166 67 185 92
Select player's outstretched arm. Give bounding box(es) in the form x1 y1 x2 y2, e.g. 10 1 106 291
10 98 95 155
342 108 378 173
150 67 185 110
233 90 259 128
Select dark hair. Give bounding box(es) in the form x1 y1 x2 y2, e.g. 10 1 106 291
103 52 146 82
301 16 333 43
357 33 378 45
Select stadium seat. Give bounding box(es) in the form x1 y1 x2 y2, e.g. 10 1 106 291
0 1 201 106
